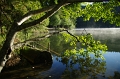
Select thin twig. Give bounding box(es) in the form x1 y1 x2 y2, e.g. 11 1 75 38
81 28 88 35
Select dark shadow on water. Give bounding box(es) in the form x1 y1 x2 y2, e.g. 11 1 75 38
0 49 53 79
0 60 52 79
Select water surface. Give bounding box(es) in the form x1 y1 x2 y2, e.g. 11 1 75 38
1 28 120 79
37 28 120 79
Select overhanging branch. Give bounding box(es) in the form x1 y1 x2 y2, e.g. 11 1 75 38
17 5 56 25
16 0 104 31
16 2 69 31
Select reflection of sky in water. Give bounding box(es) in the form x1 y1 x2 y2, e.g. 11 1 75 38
38 51 120 79
38 56 66 79
104 52 120 77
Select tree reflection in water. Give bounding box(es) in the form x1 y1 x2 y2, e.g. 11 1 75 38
49 33 107 79
60 54 106 79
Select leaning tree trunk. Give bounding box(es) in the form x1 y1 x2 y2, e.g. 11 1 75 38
0 23 18 72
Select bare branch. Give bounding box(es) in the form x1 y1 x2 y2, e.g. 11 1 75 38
12 29 79 50
12 31 60 50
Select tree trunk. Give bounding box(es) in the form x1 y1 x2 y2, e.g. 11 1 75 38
0 23 17 72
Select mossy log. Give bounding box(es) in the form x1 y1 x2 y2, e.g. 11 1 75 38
20 49 52 64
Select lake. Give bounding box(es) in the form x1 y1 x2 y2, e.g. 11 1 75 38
0 28 120 79
39 28 120 79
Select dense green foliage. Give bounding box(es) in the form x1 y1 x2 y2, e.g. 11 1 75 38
80 0 120 26
49 0 120 29
49 3 81 29
61 33 107 59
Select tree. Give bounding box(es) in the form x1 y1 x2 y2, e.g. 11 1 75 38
0 0 110 72
79 0 120 26
49 6 78 29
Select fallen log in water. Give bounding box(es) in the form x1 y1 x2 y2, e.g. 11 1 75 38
20 48 53 64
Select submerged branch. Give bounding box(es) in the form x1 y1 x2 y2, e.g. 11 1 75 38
12 31 60 50
12 29 80 50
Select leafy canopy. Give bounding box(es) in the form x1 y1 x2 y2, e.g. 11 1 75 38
80 0 120 26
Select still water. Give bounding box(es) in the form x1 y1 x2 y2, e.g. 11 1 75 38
1 28 120 79
38 28 120 79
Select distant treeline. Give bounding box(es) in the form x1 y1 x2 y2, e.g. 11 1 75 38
76 17 119 28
